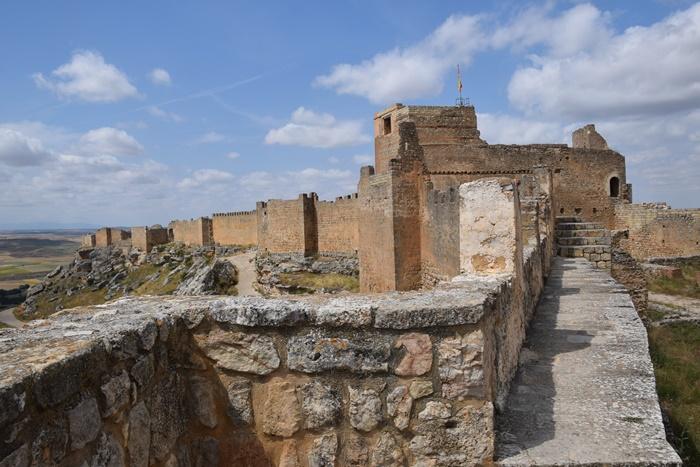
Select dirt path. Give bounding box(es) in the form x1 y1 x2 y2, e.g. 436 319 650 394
224 251 260 296
0 307 23 328
649 292 700 325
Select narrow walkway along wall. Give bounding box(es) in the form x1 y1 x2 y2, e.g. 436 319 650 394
0 180 549 466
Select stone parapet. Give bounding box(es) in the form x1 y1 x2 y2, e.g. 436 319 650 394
0 237 547 466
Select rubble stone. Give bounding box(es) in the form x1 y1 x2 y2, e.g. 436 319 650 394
438 329 485 399
287 333 391 373
260 380 301 437
300 381 342 429
348 386 383 432
68 397 101 450
307 433 338 467
194 328 280 375
394 332 432 376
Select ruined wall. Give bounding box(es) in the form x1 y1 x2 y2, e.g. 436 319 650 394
95 228 131 248
315 195 359 255
211 211 258 246
614 203 700 259
81 234 96 248
95 228 112 247
257 196 311 255
171 218 213 246
131 226 169 253
0 224 548 466
358 168 396 292
572 124 608 150
421 186 460 286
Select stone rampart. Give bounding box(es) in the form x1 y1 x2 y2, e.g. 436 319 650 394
95 228 131 248
614 203 700 259
315 195 359 255
0 235 546 466
0 180 548 466
131 226 169 253
171 217 213 246
211 210 258 247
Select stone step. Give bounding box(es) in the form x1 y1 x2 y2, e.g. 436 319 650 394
555 228 608 239
556 222 604 230
555 216 582 223
558 236 611 246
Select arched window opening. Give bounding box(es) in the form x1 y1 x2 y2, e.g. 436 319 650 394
609 177 620 197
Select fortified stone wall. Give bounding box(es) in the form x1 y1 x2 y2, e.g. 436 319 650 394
95 228 131 248
0 182 547 466
358 169 397 292
211 211 258 247
257 196 313 255
315 195 359 255
81 234 96 248
131 226 170 253
614 203 700 259
171 218 213 246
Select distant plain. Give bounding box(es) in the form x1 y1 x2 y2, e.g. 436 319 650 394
0 230 86 289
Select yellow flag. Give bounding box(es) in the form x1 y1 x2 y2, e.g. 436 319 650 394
457 64 463 94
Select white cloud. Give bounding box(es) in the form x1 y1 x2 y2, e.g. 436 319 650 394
507 3 700 120
477 113 567 145
315 15 485 104
352 154 373 165
76 127 144 157
492 3 612 57
33 51 138 102
149 68 171 86
0 128 52 167
226 151 240 160
147 105 183 122
178 169 235 189
265 107 370 148
196 131 226 144
239 167 356 198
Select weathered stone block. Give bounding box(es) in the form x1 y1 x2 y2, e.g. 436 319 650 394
287 333 391 373
90 431 124 467
300 380 342 430
438 330 485 399
409 380 433 399
68 397 101 450
394 333 432 376
371 431 405 466
194 328 280 375
410 403 494 465
100 370 131 417
314 298 373 327
127 402 150 467
342 433 369 466
148 374 186 461
130 354 154 387
189 376 218 428
386 385 412 430
373 290 485 328
219 374 252 425
260 379 301 437
307 433 338 467
348 385 383 432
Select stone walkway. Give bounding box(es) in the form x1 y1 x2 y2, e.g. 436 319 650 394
224 251 260 296
497 257 680 466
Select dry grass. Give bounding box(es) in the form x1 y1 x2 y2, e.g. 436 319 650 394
647 263 700 299
279 272 359 293
648 323 700 465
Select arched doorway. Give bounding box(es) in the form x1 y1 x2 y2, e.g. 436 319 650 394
609 176 620 197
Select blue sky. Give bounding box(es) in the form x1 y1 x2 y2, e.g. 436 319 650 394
1 1 699 228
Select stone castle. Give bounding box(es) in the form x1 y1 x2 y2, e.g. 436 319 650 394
5 102 694 466
84 103 700 292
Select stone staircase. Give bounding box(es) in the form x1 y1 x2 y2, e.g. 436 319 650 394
556 216 611 269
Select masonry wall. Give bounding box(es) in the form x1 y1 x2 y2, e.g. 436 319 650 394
81 234 96 248
131 226 169 253
421 187 460 286
257 196 310 255
358 169 396 292
614 203 700 259
315 196 359 254
212 211 258 246
95 228 111 247
0 224 548 466
171 218 213 246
